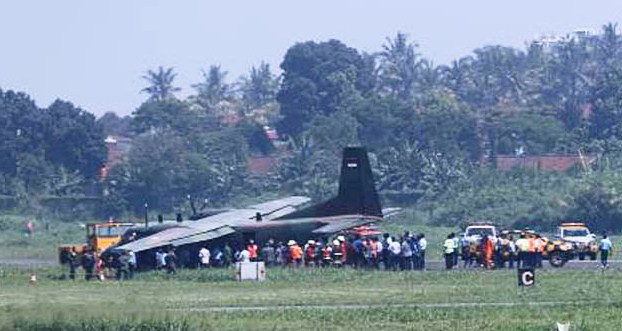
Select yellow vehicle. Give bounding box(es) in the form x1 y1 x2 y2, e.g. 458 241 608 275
58 222 135 264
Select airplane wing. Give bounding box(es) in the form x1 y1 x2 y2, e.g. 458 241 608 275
116 226 196 252
116 196 311 252
312 218 374 235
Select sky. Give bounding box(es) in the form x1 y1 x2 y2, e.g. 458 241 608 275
0 0 621 117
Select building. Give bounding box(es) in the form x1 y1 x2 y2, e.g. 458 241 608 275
491 154 598 172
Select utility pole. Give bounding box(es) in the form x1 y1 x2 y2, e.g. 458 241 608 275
144 202 149 228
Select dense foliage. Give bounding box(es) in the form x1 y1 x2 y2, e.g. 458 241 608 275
5 24 622 231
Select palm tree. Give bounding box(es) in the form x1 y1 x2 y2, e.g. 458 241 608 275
240 62 279 109
140 66 181 102
378 32 421 99
191 65 232 112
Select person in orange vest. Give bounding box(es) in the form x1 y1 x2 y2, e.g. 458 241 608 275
369 238 379 268
484 235 494 269
288 240 303 267
527 234 536 268
247 240 259 262
304 240 316 267
321 243 333 267
535 234 545 268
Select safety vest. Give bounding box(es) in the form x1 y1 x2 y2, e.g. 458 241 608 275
528 238 535 253
443 239 455 254
248 244 258 259
370 241 378 258
305 246 315 259
290 245 303 260
322 246 333 260
535 238 545 253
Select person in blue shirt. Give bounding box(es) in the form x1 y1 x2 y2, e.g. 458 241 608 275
600 234 613 268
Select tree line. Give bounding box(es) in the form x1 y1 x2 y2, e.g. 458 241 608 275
4 23 622 231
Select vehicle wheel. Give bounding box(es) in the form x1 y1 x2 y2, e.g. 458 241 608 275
549 251 566 268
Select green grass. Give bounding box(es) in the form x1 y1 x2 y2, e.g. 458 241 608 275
0 214 84 259
1 267 622 330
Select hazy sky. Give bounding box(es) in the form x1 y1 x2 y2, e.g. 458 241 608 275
1 0 621 116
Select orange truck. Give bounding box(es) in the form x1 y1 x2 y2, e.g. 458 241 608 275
58 222 135 264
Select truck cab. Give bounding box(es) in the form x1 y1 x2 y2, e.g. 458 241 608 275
463 223 499 243
59 221 135 264
556 222 597 260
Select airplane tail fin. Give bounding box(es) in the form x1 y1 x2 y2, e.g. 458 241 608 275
277 147 383 219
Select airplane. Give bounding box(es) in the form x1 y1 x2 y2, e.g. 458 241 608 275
105 147 397 268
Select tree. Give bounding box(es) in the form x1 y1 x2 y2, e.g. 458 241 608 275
97 112 132 137
277 39 367 137
132 99 197 135
44 100 106 178
240 62 279 110
191 65 233 112
141 66 181 102
378 32 421 99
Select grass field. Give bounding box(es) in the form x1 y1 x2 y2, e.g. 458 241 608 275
1 266 622 330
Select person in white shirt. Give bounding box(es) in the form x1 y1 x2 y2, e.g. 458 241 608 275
389 237 402 271
418 234 427 270
198 247 211 268
600 235 613 268
238 249 251 263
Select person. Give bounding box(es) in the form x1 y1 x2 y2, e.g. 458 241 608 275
238 247 251 263
534 235 545 268
352 236 364 269
381 233 391 270
515 233 528 268
389 237 401 271
165 248 177 274
599 234 613 269
25 220 35 237
212 247 223 267
373 237 382 269
95 254 105 281
338 236 348 267
223 243 233 268
247 240 259 262
155 249 166 270
199 246 211 269
401 237 413 270
321 242 333 267
279 242 290 267
68 247 78 280
451 233 459 267
304 240 316 267
443 234 456 270
81 249 95 281
117 251 131 280
508 235 516 269
418 233 427 270
261 241 276 267
368 238 378 268
289 240 303 267
128 250 137 279
484 235 494 269
331 239 343 267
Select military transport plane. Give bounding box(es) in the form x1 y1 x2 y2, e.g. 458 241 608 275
108 147 394 268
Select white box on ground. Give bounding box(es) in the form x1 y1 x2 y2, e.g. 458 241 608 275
236 262 266 281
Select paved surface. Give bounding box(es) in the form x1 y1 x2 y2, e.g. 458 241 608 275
0 258 57 268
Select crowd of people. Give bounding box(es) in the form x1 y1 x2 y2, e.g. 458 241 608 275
442 231 615 270
63 229 616 281
188 232 429 271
